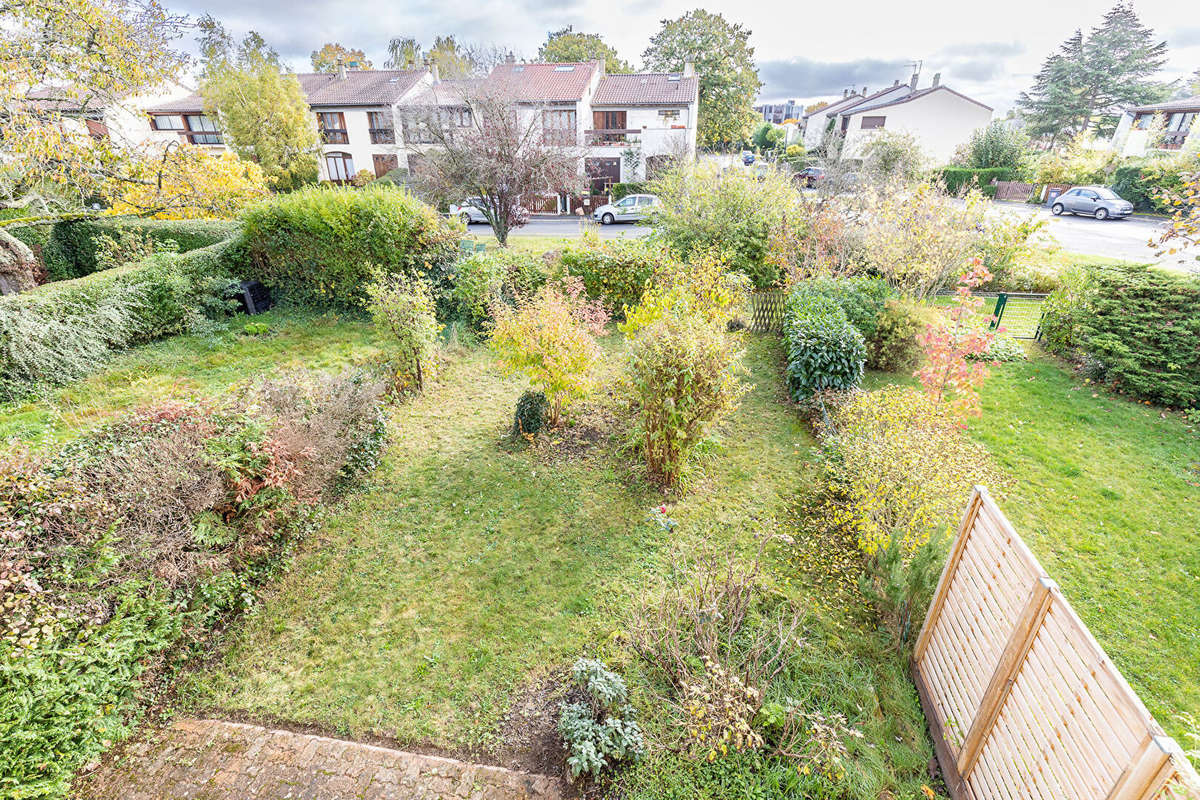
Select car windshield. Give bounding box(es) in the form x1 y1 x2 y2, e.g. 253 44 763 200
1094 188 1120 200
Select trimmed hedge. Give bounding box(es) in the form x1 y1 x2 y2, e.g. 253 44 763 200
0 241 238 399
238 184 459 309
9 217 237 281
939 167 1018 196
611 182 648 201
560 237 672 318
787 276 893 342
1077 265 1200 407
782 292 866 400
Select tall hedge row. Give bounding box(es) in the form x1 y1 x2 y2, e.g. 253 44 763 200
938 167 1019 197
9 217 238 281
238 184 459 308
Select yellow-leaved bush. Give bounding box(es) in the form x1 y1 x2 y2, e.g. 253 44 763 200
107 147 270 219
820 385 1003 556
620 247 751 335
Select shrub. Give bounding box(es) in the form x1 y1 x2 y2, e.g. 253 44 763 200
238 184 459 308
621 247 752 335
611 181 648 200
1078 265 1200 407
955 121 1031 171
1038 266 1097 356
861 131 926 184
819 385 1003 556
0 242 238 399
560 235 668 318
489 284 602 426
9 217 238 281
0 370 386 797
625 314 748 486
859 529 947 650
449 249 547 330
939 167 1019 195
363 270 441 391
649 163 804 289
512 389 548 437
782 293 866 401
786 276 892 342
558 659 645 780
914 261 996 419
868 298 931 372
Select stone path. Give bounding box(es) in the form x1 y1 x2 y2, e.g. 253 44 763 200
76 719 566 800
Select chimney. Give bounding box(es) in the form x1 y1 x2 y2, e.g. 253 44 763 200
336 57 347 80
683 61 695 78
893 79 900 87
862 85 867 96
932 72 941 88
910 72 919 90
842 88 848 98
505 51 515 64
430 62 440 84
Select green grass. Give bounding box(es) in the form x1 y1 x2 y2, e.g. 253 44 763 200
869 348 1200 746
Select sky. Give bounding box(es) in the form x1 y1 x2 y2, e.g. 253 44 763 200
165 0 1200 115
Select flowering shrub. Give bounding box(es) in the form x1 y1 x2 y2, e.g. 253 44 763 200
625 313 747 486
914 261 996 419
818 385 1002 556
363 269 441 391
489 284 602 426
557 659 645 780
782 294 866 401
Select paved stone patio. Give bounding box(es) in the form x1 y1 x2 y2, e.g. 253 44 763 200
76 719 566 800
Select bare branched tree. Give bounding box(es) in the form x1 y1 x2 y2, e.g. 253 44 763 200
406 87 585 245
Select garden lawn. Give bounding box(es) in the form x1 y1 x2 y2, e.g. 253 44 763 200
871 350 1200 746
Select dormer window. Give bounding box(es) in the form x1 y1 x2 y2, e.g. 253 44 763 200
553 65 575 72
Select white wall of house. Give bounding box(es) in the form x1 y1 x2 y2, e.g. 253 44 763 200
840 88 992 164
314 105 409 181
586 105 695 182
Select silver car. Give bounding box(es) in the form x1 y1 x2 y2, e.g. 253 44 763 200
1051 186 1134 220
449 198 489 224
592 194 660 225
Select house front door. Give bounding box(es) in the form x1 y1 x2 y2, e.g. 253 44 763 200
585 157 620 194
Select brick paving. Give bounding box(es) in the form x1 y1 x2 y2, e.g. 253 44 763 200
76 719 566 800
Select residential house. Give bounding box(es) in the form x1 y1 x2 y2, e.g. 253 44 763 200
1111 96 1200 156
799 89 865 150
144 66 431 182
838 73 992 163
24 83 196 147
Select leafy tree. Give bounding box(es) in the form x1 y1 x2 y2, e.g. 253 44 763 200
750 122 784 155
310 42 372 72
805 100 829 114
199 16 320 191
1019 2 1169 144
108 148 270 219
428 35 474 79
384 37 422 69
958 121 1030 170
642 10 761 149
538 26 631 73
409 89 584 245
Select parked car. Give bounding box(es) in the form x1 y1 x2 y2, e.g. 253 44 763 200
742 150 756 166
1051 186 1134 220
592 194 660 225
449 198 488 224
794 166 825 188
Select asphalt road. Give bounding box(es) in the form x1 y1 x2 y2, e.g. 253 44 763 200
492 206 1195 270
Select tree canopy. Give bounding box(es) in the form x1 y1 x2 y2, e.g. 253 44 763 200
385 37 422 69
957 121 1031 170
538 27 631 73
199 16 320 191
642 10 761 150
1018 2 1169 144
311 42 372 72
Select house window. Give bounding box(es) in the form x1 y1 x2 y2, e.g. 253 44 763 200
658 109 680 122
325 152 354 183
151 114 185 131
318 112 349 144
861 116 886 130
591 110 628 144
542 109 577 145
184 114 222 144
372 153 399 178
450 107 472 127
401 114 435 145
367 111 395 144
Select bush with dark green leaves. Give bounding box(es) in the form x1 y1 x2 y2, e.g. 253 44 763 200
238 184 459 309
787 276 892 342
9 217 238 281
512 389 549 437
611 182 648 200
1038 266 1097 357
938 167 1018 196
449 249 548 330
560 237 670 318
1076 265 1200 407
0 241 239 399
782 293 866 401
1111 160 1190 214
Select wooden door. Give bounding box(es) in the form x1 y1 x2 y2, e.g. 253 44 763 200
585 158 620 194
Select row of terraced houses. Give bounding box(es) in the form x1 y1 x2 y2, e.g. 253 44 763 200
131 59 698 192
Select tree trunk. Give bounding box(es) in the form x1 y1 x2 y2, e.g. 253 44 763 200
0 228 38 295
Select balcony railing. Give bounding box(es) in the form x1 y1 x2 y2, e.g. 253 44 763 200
369 127 395 144
1159 130 1190 151
585 129 640 146
321 129 349 145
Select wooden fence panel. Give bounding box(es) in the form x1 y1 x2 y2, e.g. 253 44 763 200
914 487 1200 800
748 291 785 333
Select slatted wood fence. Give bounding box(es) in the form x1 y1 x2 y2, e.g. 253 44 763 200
914 486 1200 800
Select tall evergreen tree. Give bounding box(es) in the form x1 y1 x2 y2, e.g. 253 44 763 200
1018 2 1168 144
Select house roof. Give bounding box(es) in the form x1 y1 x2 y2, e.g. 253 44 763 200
482 61 600 103
802 92 864 120
406 79 482 107
843 85 992 115
24 87 96 114
1128 95 1200 114
146 69 428 114
592 73 697 106
836 84 912 116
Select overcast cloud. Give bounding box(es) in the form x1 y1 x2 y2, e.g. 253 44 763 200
166 0 1200 114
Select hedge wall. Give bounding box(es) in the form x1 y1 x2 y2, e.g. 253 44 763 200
939 167 1019 196
1110 162 1190 214
9 217 238 282
0 241 240 399
611 182 648 201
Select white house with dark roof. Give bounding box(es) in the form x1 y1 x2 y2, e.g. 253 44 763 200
141 60 698 189
799 89 865 149
1111 96 1200 156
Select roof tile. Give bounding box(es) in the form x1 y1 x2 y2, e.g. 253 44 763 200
592 73 697 106
482 62 599 103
